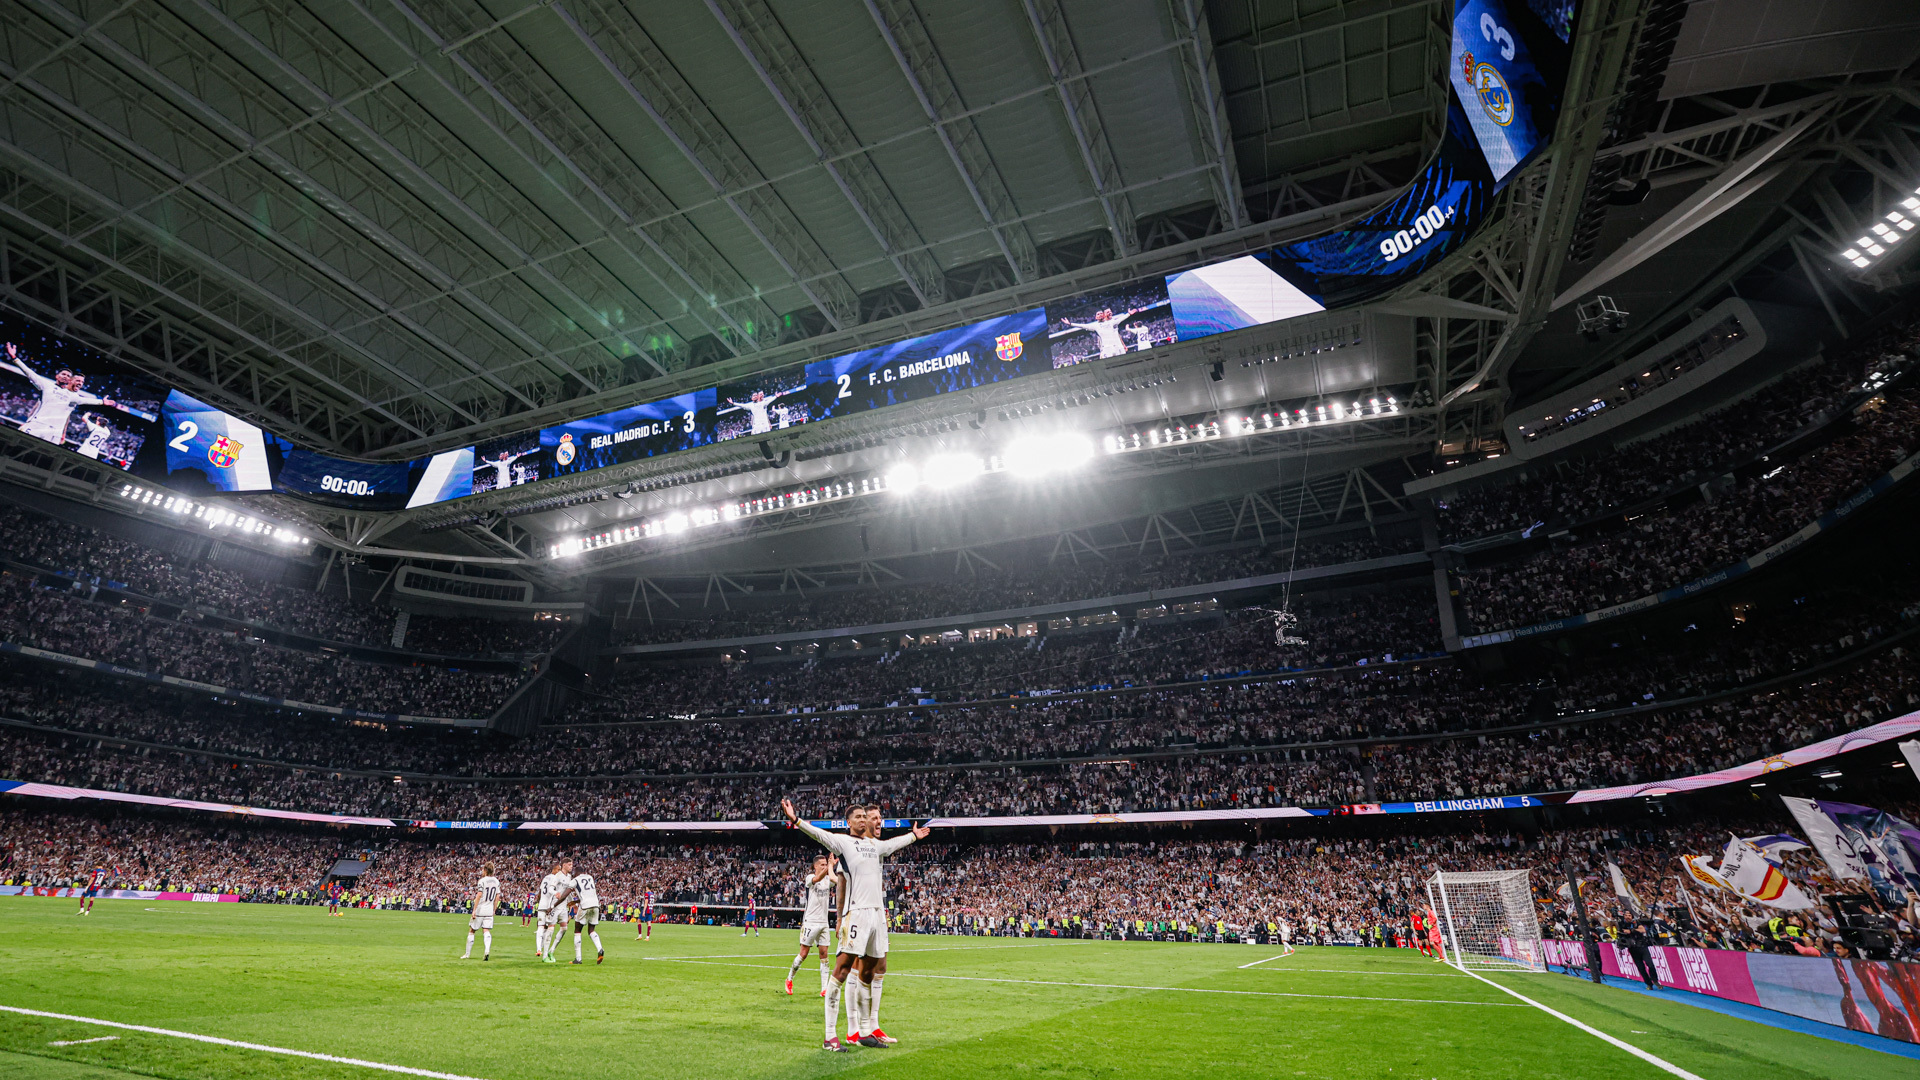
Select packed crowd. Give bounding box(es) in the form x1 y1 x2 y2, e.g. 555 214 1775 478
1456 381 1920 632
0 572 1910 821
6 805 1912 961
0 502 563 657
0 575 524 717
1436 307 1916 540
593 590 1443 717
613 534 1421 646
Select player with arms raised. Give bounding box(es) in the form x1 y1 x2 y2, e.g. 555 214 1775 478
0 342 140 449
569 867 606 965
462 863 500 960
781 798 929 1052
720 387 802 436
785 854 840 996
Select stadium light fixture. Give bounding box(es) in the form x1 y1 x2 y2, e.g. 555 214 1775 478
1840 188 1920 269
1002 433 1095 478
884 463 921 495
919 453 984 490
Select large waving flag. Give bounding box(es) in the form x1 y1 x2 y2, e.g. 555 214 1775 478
1780 796 1869 882
1718 837 1814 910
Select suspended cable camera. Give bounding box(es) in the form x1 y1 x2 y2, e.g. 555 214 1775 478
1261 608 1309 648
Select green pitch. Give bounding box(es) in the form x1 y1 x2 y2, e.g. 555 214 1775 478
0 897 1903 1080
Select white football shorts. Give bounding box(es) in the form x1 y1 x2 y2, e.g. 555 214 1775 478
537 907 558 927
836 909 888 958
469 915 494 931
573 905 599 927
799 922 832 948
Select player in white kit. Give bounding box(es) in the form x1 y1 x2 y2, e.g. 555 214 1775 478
1060 305 1157 359
785 853 841 997
535 859 575 962
476 447 535 492
568 868 606 965
462 864 500 960
0 342 135 447
720 388 800 436
75 414 114 461
782 798 929 1052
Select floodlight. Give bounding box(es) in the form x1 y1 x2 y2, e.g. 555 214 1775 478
920 453 983 489
884 463 921 494
1002 433 1095 478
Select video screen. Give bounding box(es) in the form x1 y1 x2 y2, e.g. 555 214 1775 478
276 451 420 510
1046 280 1173 368
406 446 475 508
1450 0 1567 186
717 310 1048 441
1167 256 1327 342
0 317 163 472
470 432 542 496
1263 135 1490 309
148 390 286 494
542 389 715 475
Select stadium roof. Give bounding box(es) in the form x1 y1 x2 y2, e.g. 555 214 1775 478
1 0 1916 575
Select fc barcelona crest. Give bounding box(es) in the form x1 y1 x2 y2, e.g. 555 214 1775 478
207 434 242 469
994 332 1023 362
554 432 577 466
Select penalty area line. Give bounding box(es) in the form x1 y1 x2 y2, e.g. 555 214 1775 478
0 1006 488 1080
648 958 1522 1008
1452 967 1706 1080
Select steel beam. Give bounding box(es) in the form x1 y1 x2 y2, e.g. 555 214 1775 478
1021 0 1138 257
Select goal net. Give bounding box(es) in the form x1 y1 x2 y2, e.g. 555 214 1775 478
1425 869 1544 972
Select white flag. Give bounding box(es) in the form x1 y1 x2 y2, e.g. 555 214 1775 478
1720 837 1815 910
1901 740 1920 777
1780 796 1868 881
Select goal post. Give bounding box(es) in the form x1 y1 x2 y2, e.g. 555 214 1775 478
1425 869 1544 972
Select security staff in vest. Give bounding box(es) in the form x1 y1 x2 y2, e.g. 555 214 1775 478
1622 918 1662 990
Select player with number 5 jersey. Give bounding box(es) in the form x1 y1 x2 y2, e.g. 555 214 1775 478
781 798 929 1051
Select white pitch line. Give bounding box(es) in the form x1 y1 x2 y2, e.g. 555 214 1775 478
48 1036 119 1046
1452 967 1706 1080
648 958 1522 1008
643 942 1086 961
0 1006 488 1080
1238 952 1294 969
1236 968 1459 976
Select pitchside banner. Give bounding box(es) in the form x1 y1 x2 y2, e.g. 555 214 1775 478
1541 939 1920 1045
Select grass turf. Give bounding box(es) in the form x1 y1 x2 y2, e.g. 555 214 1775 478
0 897 1906 1080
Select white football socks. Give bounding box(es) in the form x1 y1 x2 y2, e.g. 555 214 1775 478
463 931 474 958
482 929 491 958
860 977 877 1035
870 975 884 1030
588 930 602 955
574 931 583 961
824 979 843 1041
819 960 829 995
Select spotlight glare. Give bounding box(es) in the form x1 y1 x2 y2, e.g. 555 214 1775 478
1002 433 1095 478
884 463 921 494
921 453 983 490
663 512 690 534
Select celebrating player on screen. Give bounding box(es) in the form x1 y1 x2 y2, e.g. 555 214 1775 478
0 341 140 451
720 387 802 436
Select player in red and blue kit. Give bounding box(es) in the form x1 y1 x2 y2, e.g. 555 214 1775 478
523 889 536 927
77 866 111 915
637 890 655 941
742 896 758 938
325 880 343 917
